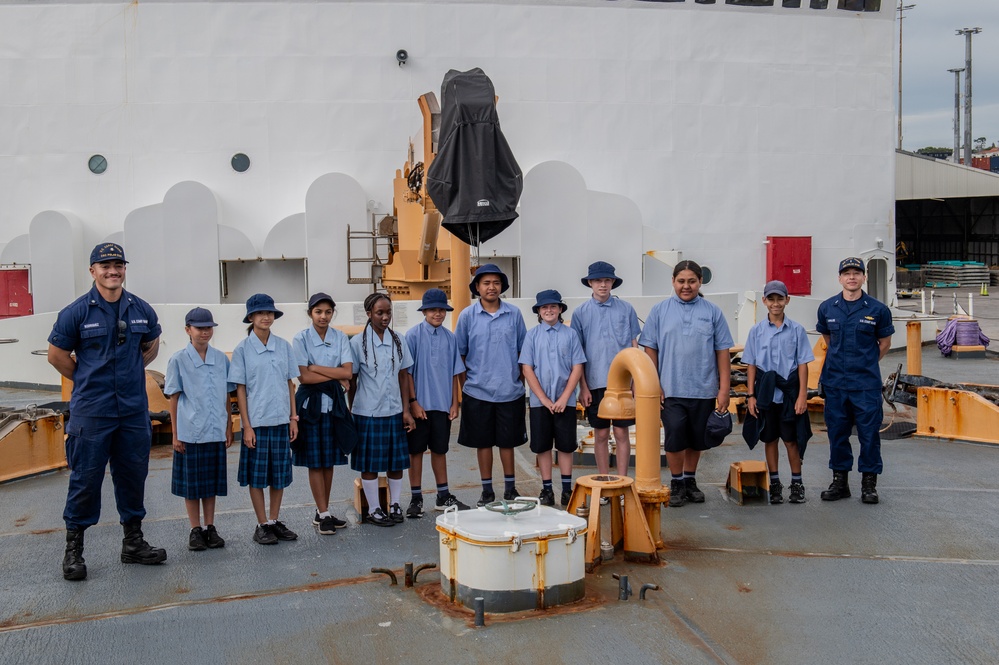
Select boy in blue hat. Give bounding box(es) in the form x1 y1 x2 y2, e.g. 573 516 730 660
520 290 587 507
404 289 469 517
455 264 528 506
570 261 641 478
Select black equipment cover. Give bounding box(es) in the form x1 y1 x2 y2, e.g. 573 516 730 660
426 68 523 247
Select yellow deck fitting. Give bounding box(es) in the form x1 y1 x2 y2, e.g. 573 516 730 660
0 408 66 483
915 387 999 446
725 460 770 505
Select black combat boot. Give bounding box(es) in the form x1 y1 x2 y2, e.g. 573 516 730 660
121 519 168 565
820 471 851 501
63 529 87 581
861 473 879 504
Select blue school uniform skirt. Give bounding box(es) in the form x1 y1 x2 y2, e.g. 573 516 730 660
293 412 349 469
238 424 293 489
171 441 228 500
350 414 410 474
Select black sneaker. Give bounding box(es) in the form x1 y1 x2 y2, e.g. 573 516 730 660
435 493 471 511
365 507 395 527
668 479 687 507
389 503 405 523
203 524 225 549
788 481 806 504
269 521 298 541
313 510 347 529
476 490 496 507
538 487 555 507
406 497 424 519
769 480 785 505
316 515 337 535
503 487 521 501
253 524 278 545
188 527 207 551
560 492 571 508
684 477 705 503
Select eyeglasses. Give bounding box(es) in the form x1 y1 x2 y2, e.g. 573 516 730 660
117 320 127 346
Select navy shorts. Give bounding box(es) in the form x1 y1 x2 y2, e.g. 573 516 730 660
458 394 527 449
293 412 349 469
172 441 227 500
759 404 799 444
660 397 717 453
407 410 451 456
238 424 293 489
351 414 410 473
529 407 578 454
586 387 636 429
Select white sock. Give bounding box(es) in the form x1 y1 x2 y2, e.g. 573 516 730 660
319 511 331 519
362 478 381 514
266 519 276 525
388 477 402 506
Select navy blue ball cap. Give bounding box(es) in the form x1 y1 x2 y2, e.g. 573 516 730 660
418 288 453 311
838 257 865 274
90 242 127 265
469 263 510 295
185 307 218 328
532 289 567 314
308 292 335 310
581 260 622 289
243 293 284 323
763 280 788 298
704 410 733 448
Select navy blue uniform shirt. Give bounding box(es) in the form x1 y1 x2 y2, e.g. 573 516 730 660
48 285 161 418
815 292 893 391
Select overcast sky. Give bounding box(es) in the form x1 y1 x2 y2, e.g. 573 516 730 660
900 0 999 151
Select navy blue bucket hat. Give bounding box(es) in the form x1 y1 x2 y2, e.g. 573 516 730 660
532 289 567 314
469 263 510 295
418 288 454 311
243 293 284 323
185 307 218 328
581 260 622 289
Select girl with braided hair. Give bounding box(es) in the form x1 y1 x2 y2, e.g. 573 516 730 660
348 293 416 526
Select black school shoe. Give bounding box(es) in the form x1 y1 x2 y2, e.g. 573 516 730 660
668 479 687 507
769 480 785 505
316 515 337 535
476 490 496 507
684 477 706 503
788 482 806 504
188 527 208 551
313 510 348 529
538 487 556 507
204 524 225 548
406 497 424 519
503 487 521 501
560 492 571 508
253 524 278 545
365 507 395 527
389 503 405 523
269 521 298 541
435 494 471 511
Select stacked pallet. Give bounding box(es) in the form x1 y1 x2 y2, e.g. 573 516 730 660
922 261 991 287
896 268 923 291
991 268 999 287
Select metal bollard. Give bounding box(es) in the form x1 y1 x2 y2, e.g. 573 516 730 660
371 567 398 585
639 583 660 600
474 597 486 627
611 574 632 601
412 563 437 585
404 562 414 587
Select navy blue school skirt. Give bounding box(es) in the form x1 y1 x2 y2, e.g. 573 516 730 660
293 412 349 469
350 414 410 474
172 441 227 500
238 424 293 489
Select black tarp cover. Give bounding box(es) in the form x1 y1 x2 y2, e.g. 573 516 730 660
426 68 523 247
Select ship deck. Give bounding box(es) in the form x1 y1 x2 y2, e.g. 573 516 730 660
1 348 998 664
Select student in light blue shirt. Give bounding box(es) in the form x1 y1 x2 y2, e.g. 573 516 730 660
571 261 641 477
403 289 468 518
228 294 301 546
292 292 354 535
639 261 734 508
520 290 586 508
454 264 528 507
349 292 416 527
165 307 234 552
743 281 814 505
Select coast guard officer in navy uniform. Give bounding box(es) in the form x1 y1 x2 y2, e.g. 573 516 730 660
815 257 894 505
47 243 167 581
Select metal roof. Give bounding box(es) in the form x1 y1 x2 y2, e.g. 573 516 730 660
897 149 999 201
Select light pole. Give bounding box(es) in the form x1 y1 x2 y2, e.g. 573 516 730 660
948 68 964 163
956 27 982 167
897 2 915 150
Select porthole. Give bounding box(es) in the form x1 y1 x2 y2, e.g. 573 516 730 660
231 153 251 173
88 155 108 175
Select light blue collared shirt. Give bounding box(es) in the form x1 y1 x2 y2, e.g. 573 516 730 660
292 326 352 413
350 326 414 417
406 320 464 413
164 344 234 443
455 300 527 403
742 317 815 404
228 333 300 428
570 295 641 390
518 322 587 408
638 296 734 399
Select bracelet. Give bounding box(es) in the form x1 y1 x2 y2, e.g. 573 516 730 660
746 394 755 399
409 398 417 404
290 415 299 421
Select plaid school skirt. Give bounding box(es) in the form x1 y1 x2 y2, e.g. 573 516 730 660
293 412 349 469
172 441 227 500
238 424 293 489
350 414 410 474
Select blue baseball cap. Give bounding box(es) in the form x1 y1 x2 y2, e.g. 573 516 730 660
469 263 510 296
532 289 567 314
308 292 335 310
581 261 622 289
763 280 788 298
90 242 127 265
418 288 453 311
243 293 284 323
838 257 865 274
185 307 218 328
